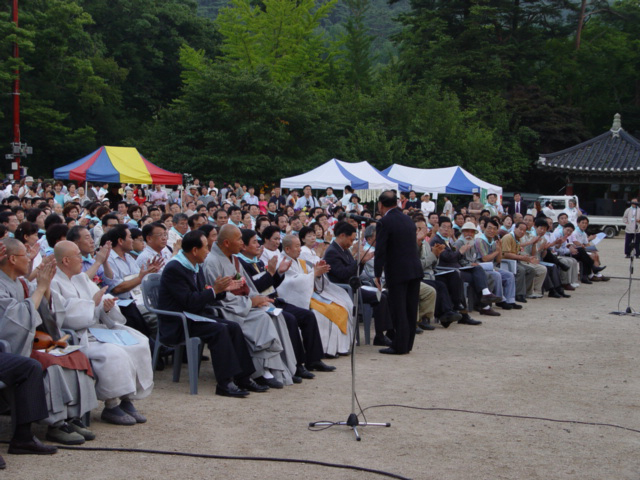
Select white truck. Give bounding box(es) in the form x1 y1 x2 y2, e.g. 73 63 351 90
537 195 626 238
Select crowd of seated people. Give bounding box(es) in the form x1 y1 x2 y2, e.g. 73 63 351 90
0 178 611 463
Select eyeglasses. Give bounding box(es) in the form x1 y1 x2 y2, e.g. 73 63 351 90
152 232 168 238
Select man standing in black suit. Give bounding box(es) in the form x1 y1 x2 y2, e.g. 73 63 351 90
507 193 527 216
374 191 424 354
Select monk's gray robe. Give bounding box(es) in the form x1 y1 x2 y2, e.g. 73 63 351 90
203 244 294 385
0 271 98 425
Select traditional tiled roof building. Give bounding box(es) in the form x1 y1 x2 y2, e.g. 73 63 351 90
537 114 640 194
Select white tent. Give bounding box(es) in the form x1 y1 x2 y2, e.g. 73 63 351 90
281 158 411 201
382 164 502 195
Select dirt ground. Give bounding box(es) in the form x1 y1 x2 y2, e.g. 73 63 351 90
2 238 639 479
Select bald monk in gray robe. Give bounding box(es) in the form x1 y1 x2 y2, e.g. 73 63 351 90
203 225 294 387
0 238 98 445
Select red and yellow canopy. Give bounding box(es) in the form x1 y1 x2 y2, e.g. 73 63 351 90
54 146 182 185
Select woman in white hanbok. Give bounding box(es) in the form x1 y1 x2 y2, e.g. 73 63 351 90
278 235 353 356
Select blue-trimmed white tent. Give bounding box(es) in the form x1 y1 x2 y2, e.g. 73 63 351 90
382 164 502 195
281 159 410 201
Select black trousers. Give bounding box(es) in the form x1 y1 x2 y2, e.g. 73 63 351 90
186 318 255 384
120 303 152 337
0 353 49 427
571 247 594 276
434 271 467 309
278 301 324 366
388 278 421 354
360 289 394 336
423 279 453 317
625 232 640 256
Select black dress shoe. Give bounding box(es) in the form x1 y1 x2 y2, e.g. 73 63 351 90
378 347 399 355
295 366 316 379
495 301 512 310
323 353 338 359
0 454 5 469
581 276 593 284
415 327 423 334
292 375 302 384
508 303 523 310
458 315 482 325
237 378 269 393
307 361 336 372
548 290 562 298
439 311 462 329
215 382 249 398
592 265 606 273
8 436 58 455
515 295 528 303
373 335 392 347
417 321 435 331
255 377 284 389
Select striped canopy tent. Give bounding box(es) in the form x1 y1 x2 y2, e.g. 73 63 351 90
382 164 502 195
53 146 183 185
280 158 410 202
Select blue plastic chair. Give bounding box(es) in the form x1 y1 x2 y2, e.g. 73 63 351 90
142 273 203 395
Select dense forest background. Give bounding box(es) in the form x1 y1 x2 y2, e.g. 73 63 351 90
1 0 639 191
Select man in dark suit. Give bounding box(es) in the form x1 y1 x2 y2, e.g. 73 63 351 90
373 191 424 354
323 221 394 346
0 352 58 466
157 230 266 397
507 193 527 216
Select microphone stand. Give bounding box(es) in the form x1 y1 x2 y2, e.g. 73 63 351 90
610 240 640 316
309 220 390 441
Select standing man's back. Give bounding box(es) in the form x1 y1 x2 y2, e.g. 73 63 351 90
374 191 423 354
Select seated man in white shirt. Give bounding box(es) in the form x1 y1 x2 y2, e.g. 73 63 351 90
103 225 163 338
167 213 189 251
136 222 174 272
568 215 608 282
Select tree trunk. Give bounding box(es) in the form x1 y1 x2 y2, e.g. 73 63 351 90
575 0 587 50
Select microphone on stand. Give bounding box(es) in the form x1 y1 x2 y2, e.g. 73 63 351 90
346 213 380 224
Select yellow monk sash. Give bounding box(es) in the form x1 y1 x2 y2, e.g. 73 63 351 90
299 259 348 334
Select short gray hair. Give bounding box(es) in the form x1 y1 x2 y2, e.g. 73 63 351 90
282 234 298 250
364 224 376 241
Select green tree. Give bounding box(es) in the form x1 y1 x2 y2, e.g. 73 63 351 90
139 46 336 184
396 0 575 98
0 0 128 175
343 0 373 93
79 0 220 124
215 0 338 84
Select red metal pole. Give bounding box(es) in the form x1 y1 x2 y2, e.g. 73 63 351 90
12 0 21 180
